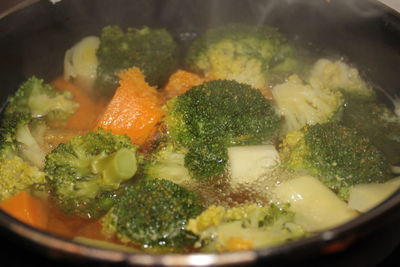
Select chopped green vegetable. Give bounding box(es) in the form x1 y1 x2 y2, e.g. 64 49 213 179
186 23 300 88
280 122 392 199
95 25 178 95
342 97 400 164
165 79 281 180
5 76 78 121
102 178 203 250
187 203 305 252
45 129 138 219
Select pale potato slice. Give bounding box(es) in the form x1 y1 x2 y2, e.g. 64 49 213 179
348 177 400 213
64 36 100 92
273 175 357 232
228 145 279 184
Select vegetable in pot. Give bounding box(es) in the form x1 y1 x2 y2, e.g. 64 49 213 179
95 25 179 96
5 76 79 121
96 67 165 146
272 74 344 133
1 21 399 254
187 203 305 252
342 96 400 165
164 79 281 180
186 23 300 89
280 122 393 199
45 129 138 219
309 58 376 100
102 178 203 251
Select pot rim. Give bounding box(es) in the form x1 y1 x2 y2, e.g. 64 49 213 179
0 0 399 266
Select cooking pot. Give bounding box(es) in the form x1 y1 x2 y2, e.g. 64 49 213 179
0 0 399 266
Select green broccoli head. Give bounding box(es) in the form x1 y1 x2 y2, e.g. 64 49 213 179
0 156 46 201
166 80 281 147
5 76 79 121
280 122 392 198
186 23 299 89
102 178 203 250
342 97 400 165
165 80 281 180
95 25 179 95
186 203 305 252
184 143 227 180
45 129 138 219
0 113 31 159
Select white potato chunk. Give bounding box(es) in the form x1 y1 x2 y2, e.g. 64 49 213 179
64 36 100 93
348 177 400 213
273 175 357 232
228 145 279 184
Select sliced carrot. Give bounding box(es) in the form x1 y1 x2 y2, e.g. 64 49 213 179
163 69 208 99
52 77 105 130
0 191 49 230
96 67 165 146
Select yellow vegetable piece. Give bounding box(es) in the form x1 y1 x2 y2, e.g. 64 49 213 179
273 175 357 232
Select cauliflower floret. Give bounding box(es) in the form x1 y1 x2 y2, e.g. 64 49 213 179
64 36 100 93
309 58 375 99
272 74 343 133
203 41 268 89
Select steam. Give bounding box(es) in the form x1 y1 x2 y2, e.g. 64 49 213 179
248 0 384 25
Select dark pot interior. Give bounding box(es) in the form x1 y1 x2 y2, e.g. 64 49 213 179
0 0 399 266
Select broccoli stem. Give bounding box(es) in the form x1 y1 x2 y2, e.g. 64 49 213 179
92 148 137 186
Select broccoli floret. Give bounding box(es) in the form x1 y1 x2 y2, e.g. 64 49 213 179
309 58 375 100
45 129 138 219
186 23 300 89
0 112 46 169
0 76 78 168
102 178 203 250
186 203 305 252
280 122 392 199
95 25 178 95
184 143 228 180
0 113 29 159
0 111 48 201
144 143 192 185
342 97 400 164
0 156 46 201
5 76 79 121
165 80 281 180
272 74 344 133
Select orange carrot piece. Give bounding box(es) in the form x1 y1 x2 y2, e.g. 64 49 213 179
163 69 207 99
52 77 105 130
0 191 49 230
96 67 165 146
